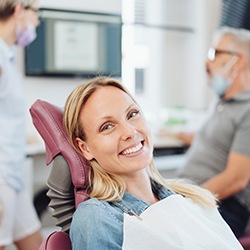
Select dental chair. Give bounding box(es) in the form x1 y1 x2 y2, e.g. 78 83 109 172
30 99 250 250
30 99 91 250
240 225 250 250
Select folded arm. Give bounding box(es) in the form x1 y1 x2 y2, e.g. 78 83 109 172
201 152 250 200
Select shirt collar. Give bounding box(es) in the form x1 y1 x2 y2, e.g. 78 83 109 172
112 182 175 216
233 89 250 101
0 38 15 61
221 89 250 103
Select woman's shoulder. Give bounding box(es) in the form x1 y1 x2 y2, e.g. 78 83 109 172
70 198 124 249
72 198 110 226
73 198 123 224
71 198 123 236
76 198 109 213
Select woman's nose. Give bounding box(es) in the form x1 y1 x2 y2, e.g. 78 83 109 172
120 122 136 141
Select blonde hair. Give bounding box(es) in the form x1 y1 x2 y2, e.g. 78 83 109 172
0 0 37 20
64 77 217 207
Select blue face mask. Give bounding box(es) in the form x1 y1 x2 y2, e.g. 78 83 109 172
209 57 238 96
210 75 232 96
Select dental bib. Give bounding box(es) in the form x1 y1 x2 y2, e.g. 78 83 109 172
122 194 243 250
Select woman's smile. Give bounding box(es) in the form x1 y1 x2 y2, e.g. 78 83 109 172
120 141 144 156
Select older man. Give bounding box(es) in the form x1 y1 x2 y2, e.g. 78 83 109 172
177 27 250 238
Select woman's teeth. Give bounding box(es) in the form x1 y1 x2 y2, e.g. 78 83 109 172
121 143 142 155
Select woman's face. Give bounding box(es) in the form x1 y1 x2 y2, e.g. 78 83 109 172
77 86 153 178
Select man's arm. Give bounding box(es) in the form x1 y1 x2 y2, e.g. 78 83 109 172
201 152 250 200
176 132 196 146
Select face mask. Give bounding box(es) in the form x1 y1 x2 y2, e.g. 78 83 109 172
16 22 37 47
210 57 238 97
210 75 232 96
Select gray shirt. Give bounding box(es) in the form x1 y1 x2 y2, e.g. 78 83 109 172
177 90 250 210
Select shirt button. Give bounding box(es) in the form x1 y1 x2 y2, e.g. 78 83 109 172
217 104 224 112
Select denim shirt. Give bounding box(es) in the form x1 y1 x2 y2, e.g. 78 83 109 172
70 182 174 250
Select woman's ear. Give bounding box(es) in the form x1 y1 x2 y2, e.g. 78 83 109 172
76 138 94 160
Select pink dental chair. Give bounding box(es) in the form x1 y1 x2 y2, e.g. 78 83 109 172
240 232 250 250
30 99 91 250
30 99 250 250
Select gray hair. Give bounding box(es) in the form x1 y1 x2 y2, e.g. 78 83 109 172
213 26 250 62
0 0 37 20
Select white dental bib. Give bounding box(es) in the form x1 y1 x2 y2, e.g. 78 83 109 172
122 194 243 250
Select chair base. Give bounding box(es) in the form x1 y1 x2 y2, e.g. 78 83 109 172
239 233 250 250
39 231 72 250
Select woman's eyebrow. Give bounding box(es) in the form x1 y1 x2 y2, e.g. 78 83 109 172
99 115 113 121
125 103 136 113
99 104 136 121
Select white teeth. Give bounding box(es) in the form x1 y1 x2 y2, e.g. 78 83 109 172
121 143 142 155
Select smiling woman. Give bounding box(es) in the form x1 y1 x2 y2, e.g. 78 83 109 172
77 86 151 172
63 76 243 250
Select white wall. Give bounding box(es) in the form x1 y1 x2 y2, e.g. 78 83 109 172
163 0 222 109
120 0 222 133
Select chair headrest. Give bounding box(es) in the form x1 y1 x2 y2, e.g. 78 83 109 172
29 99 90 198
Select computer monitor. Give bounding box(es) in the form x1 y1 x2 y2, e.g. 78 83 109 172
25 8 122 78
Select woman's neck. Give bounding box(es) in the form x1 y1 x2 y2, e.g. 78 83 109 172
124 171 159 204
0 19 15 45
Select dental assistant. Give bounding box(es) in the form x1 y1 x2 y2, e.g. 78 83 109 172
0 1 42 249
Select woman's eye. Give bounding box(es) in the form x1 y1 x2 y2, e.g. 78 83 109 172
128 110 139 119
100 123 113 132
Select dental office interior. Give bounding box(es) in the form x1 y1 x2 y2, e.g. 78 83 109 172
10 0 248 245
